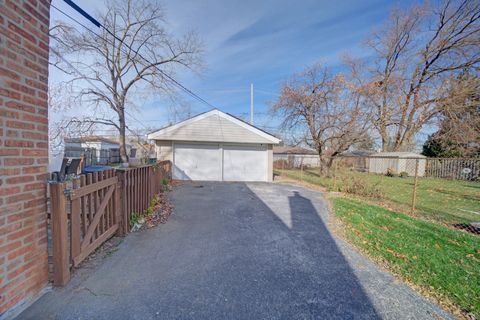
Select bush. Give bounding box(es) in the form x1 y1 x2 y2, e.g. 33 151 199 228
273 159 289 169
385 168 396 177
129 212 141 228
399 171 409 178
340 176 384 199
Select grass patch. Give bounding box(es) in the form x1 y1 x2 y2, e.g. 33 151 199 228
332 197 480 318
277 169 480 224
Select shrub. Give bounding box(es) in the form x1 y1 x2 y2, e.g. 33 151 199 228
129 212 141 228
340 176 384 199
399 171 409 178
385 168 396 177
273 159 289 169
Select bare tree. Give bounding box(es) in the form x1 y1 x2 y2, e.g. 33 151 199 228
424 72 480 157
366 0 480 151
51 0 202 163
272 64 372 174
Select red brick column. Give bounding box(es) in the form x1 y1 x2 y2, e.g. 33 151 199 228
0 0 51 315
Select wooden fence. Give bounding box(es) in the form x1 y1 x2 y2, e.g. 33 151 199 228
49 161 171 286
116 161 171 233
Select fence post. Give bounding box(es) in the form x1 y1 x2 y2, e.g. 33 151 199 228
50 182 70 286
411 158 420 214
333 158 337 191
115 170 127 235
70 178 81 267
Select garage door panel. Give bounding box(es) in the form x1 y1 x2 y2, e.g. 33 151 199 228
173 143 222 181
223 144 267 181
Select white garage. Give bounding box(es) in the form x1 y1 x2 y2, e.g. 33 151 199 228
147 110 281 182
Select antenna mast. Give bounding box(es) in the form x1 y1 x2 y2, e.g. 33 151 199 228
250 83 254 125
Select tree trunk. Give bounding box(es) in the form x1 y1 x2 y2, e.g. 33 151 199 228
319 154 334 176
380 131 389 151
118 109 129 163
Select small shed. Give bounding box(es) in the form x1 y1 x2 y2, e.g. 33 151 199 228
368 152 426 177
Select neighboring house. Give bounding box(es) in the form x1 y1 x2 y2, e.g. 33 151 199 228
64 136 131 164
147 109 281 182
273 146 320 168
127 137 156 160
369 152 426 177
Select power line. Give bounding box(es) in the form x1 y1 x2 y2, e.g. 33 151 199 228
52 2 217 110
49 4 157 130
49 43 148 130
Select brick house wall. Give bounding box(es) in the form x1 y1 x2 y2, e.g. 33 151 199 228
0 0 51 316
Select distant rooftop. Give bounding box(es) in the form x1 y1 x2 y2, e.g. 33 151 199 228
371 152 426 158
273 146 317 155
64 135 120 145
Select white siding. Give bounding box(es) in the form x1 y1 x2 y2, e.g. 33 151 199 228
155 140 173 161
369 157 426 176
150 113 275 144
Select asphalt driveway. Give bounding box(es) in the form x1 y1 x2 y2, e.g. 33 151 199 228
18 182 451 319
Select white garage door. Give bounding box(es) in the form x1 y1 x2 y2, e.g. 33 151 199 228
173 143 268 181
173 143 222 181
223 144 267 181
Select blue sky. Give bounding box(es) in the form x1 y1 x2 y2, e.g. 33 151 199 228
50 0 414 133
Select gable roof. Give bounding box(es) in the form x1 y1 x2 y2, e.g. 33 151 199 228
147 109 281 144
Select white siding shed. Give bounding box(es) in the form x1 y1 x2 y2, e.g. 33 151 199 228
368 152 426 177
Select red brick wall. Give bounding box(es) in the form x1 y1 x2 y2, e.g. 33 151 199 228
0 0 50 315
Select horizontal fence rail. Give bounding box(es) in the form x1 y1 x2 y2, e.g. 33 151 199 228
48 161 171 286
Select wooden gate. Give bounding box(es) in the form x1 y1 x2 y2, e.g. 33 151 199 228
49 162 172 286
70 170 120 267
50 169 122 285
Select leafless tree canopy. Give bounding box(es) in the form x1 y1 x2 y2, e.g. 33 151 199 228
51 0 202 162
431 72 480 156
365 0 480 151
271 64 372 172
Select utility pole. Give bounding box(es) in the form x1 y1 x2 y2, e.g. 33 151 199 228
250 83 254 125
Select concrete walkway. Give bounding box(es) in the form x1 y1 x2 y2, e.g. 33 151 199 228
17 182 452 319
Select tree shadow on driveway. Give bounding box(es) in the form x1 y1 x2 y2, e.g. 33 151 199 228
17 182 450 320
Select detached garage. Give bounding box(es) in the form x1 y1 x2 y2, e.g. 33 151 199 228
147 109 281 182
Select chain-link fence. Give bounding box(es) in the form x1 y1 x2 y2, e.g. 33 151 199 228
274 155 480 235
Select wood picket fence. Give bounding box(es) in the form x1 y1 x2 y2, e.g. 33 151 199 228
49 161 171 286
116 162 171 233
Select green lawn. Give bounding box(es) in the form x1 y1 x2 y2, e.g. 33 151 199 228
332 197 480 318
277 169 480 225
